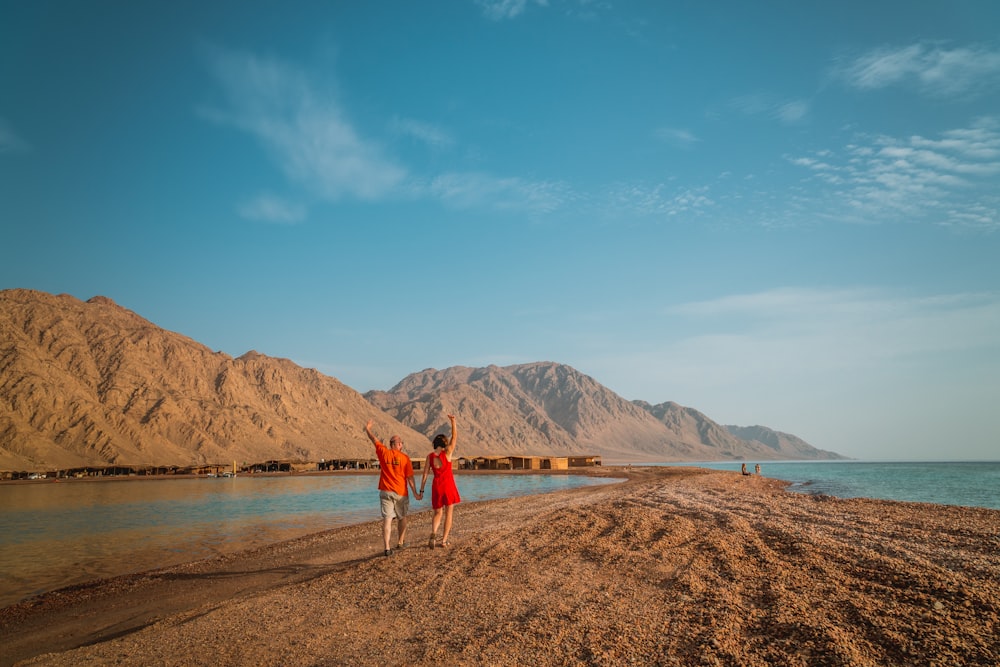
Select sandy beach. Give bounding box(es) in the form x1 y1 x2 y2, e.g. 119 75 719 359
2 466 997 666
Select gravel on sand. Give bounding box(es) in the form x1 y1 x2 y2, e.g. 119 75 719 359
2 466 998 666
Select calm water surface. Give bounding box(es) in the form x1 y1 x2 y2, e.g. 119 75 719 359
671 460 1000 509
0 472 618 607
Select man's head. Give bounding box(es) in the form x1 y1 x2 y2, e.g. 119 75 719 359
389 435 403 450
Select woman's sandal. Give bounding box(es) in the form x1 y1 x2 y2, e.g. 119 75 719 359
440 540 450 548
428 535 437 549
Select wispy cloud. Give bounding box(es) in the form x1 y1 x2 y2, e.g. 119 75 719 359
605 183 715 218
389 116 456 150
201 47 407 202
576 286 1000 439
0 117 29 153
776 100 809 124
836 42 1000 98
666 287 1000 369
429 172 571 214
655 127 700 148
476 0 548 21
615 287 1000 391
788 119 1000 229
730 94 810 125
238 194 307 224
201 47 570 219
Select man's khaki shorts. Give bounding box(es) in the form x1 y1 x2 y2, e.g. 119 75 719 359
379 490 409 519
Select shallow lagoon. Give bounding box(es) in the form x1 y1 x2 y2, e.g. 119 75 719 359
0 472 618 607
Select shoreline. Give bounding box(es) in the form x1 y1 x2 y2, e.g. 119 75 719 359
0 466 608 485
2 466 998 666
1 469 619 609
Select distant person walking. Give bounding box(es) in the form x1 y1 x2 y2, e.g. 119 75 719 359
364 419 421 556
419 414 461 548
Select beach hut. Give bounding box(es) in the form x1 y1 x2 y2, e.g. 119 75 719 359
316 459 375 471
509 456 541 470
541 457 569 470
253 460 292 473
568 456 602 467
475 456 513 470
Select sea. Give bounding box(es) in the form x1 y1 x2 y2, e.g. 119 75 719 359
669 460 1000 510
0 472 618 608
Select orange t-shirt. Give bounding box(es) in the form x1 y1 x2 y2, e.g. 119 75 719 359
375 441 413 496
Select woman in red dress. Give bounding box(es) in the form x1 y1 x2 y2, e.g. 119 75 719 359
419 414 460 548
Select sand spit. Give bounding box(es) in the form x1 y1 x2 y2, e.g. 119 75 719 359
2 467 997 666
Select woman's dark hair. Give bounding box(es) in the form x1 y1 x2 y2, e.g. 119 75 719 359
433 434 448 449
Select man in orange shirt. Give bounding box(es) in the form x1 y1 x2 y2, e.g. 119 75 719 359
365 419 421 556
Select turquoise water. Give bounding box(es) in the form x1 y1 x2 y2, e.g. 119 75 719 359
0 473 618 607
669 461 1000 510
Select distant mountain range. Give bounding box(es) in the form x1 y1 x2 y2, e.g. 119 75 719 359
0 289 845 470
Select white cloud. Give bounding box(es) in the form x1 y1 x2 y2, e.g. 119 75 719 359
201 47 572 218
0 117 29 153
574 286 1000 458
837 42 1000 98
787 156 834 171
476 0 548 20
606 183 715 218
390 117 455 150
238 194 307 224
788 120 1000 229
663 288 1000 379
776 100 810 124
655 127 700 148
202 48 406 202
599 287 1000 400
429 172 570 213
911 122 1000 161
730 94 810 125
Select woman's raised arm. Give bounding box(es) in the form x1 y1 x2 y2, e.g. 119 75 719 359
445 414 458 458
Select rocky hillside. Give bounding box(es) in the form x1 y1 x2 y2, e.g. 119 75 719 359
0 289 426 470
367 365 844 462
724 424 827 459
1 289 843 471
636 400 843 461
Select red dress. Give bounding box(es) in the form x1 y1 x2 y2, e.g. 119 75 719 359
429 451 461 509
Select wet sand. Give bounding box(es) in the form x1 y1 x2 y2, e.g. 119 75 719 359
2 466 997 666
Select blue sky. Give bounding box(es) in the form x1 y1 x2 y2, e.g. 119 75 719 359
3 1 999 461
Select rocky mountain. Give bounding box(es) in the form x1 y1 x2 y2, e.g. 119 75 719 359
724 424 827 459
367 365 844 462
634 400 844 461
0 289 427 470
0 288 843 471
365 364 676 460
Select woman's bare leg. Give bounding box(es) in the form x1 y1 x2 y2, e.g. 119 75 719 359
430 507 443 547
441 504 455 545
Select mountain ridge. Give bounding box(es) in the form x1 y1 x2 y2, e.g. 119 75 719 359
369 367 844 462
0 289 845 470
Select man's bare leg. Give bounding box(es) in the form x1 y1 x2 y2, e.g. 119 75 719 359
382 516 393 552
397 516 408 547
